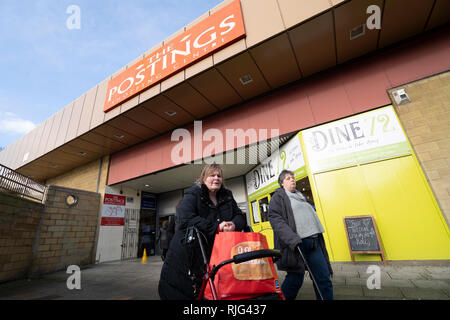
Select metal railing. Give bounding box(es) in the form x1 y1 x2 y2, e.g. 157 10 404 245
0 163 47 203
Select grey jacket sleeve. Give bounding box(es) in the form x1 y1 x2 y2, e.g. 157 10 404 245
268 192 302 250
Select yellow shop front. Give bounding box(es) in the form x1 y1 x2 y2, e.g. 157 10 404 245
246 105 450 262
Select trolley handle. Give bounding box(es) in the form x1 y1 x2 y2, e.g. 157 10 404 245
233 249 281 264
211 249 281 280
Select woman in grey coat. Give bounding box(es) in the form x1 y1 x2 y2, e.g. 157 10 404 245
268 170 333 300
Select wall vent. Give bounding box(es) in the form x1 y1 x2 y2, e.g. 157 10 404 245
350 24 365 40
239 74 253 85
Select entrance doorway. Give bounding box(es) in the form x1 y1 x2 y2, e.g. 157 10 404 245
296 176 315 209
250 195 272 246
138 209 157 257
156 215 176 259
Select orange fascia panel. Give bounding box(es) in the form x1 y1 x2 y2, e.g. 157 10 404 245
104 0 246 113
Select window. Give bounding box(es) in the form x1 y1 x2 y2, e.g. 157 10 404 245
251 200 259 223
258 197 270 222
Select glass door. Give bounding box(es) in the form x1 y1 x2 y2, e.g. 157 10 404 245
257 195 274 248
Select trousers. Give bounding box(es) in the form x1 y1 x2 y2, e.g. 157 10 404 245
281 236 333 300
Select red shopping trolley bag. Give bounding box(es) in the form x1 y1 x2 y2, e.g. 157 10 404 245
204 232 283 300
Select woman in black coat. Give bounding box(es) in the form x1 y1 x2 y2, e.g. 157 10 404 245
158 164 246 300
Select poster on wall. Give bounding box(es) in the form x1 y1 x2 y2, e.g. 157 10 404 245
302 105 411 174
245 133 306 202
101 194 126 226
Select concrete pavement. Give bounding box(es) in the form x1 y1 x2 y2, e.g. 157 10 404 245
0 256 449 300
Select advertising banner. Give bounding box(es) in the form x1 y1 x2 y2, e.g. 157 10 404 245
101 194 126 226
302 106 411 173
246 133 306 201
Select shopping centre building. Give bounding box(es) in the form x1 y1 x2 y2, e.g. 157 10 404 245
1 0 449 268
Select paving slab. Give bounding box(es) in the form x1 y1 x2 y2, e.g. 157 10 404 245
425 266 450 274
332 270 360 278
411 279 450 290
333 285 364 297
378 278 415 288
443 287 450 297
297 291 317 300
428 273 450 280
400 287 449 300
345 277 367 286
360 270 392 281
362 287 404 299
334 295 375 300
386 270 429 280
330 263 368 273
330 276 346 285
392 266 429 273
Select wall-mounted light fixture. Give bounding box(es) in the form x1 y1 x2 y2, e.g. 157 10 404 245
65 194 78 207
239 74 253 85
165 110 177 116
350 24 365 40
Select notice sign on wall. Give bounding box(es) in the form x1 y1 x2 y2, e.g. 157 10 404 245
103 0 245 113
101 194 126 226
302 106 411 173
141 192 156 209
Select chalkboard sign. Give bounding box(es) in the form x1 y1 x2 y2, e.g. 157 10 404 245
343 215 386 265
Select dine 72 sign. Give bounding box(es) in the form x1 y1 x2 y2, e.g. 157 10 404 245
104 0 245 113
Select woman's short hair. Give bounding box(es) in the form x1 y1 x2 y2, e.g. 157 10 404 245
278 169 295 187
197 164 225 187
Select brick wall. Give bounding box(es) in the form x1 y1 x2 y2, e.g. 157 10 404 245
389 71 450 225
30 186 101 276
45 156 109 194
44 156 109 269
0 185 101 283
0 193 43 282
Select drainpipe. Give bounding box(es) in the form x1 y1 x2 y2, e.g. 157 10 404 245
91 156 104 264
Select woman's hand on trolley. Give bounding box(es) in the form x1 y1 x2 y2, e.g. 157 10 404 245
219 221 235 232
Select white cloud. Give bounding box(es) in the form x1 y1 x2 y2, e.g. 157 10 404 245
0 112 36 135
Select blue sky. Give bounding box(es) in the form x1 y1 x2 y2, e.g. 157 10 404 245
0 0 223 149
